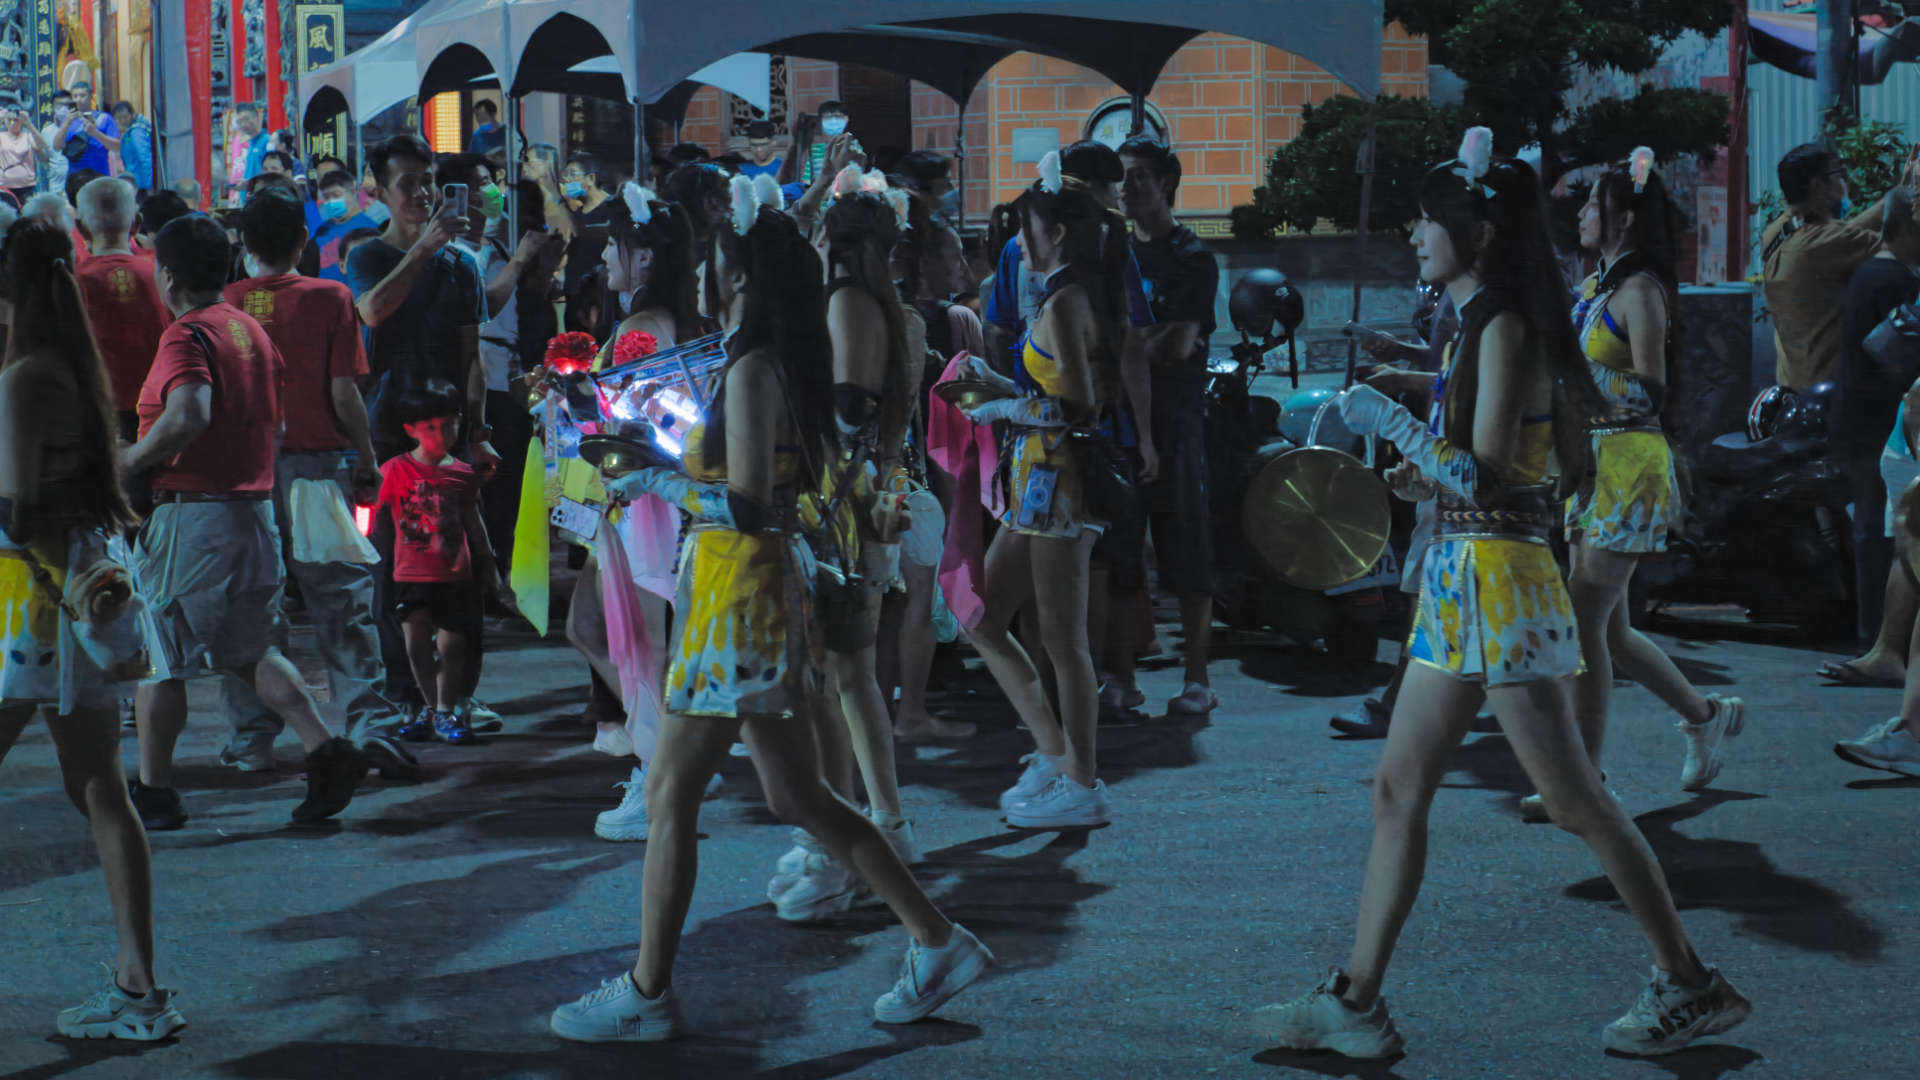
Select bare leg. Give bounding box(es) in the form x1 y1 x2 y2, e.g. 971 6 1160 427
1566 541 1618 765
965 529 1066 758
1897 603 1920 737
241 649 337 752
46 705 156 994
630 708 741 998
812 684 859 801
828 598 905 817
893 557 965 735
746 702 952 943
437 628 471 712
401 612 440 712
136 679 189 789
1577 546 1711 726
0 702 33 767
1342 664 1479 1003
1834 562 1916 681
1087 562 1111 681
1494 675 1708 985
1178 592 1213 687
1030 530 1100 785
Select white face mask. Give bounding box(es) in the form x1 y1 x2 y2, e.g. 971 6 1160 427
243 253 262 279
820 116 849 138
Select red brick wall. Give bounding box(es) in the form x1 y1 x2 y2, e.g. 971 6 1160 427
670 30 1428 230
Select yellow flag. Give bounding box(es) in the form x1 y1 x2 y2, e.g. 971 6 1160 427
510 438 551 636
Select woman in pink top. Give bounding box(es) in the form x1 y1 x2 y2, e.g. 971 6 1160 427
0 108 46 208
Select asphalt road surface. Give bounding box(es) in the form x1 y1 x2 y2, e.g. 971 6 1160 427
3 607 1916 1079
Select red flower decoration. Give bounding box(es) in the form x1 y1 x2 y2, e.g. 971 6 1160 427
543 331 598 375
613 330 661 365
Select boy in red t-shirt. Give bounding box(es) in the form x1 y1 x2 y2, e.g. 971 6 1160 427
376 380 511 744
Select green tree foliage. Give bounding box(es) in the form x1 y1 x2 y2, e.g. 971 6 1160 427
1824 108 1911 209
1234 95 1460 237
1385 0 1732 183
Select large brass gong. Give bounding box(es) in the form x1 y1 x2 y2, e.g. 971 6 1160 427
1243 446 1391 591
579 433 677 478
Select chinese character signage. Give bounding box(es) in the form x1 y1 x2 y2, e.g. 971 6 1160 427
296 3 346 166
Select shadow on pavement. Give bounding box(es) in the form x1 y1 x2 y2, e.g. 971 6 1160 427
1251 1047 1410 1079
1604 1042 1766 1078
1843 774 1920 790
5 1036 181 1080
1563 791 1885 960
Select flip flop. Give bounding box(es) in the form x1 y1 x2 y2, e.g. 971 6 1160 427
1818 660 1904 688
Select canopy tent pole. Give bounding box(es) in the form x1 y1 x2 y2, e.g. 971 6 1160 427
501 0 518 244
635 102 648 187
1344 96 1381 390
1129 91 1146 137
954 70 969 233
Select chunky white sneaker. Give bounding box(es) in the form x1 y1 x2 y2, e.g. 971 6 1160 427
872 809 924 866
1834 717 1920 777
1167 681 1219 716
775 853 859 922
1006 775 1111 829
704 772 725 799
594 766 649 842
1602 966 1751 1055
998 751 1061 815
1679 694 1745 791
873 924 994 1023
1520 774 1616 824
592 723 636 758
767 829 826 902
549 973 687 1043
728 741 752 758
1098 677 1146 713
56 967 186 1041
1252 968 1404 1058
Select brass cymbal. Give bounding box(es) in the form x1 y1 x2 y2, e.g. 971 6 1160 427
934 379 1014 412
1243 446 1391 591
578 433 675 478
1897 474 1920 575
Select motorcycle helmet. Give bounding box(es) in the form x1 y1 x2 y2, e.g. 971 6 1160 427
1776 380 1838 440
1230 268 1306 340
1746 385 1798 442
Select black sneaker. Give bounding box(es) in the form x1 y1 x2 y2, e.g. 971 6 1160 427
127 779 188 831
292 738 368 824
359 734 423 782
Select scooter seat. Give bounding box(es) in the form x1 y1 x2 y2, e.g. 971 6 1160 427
1698 432 1825 483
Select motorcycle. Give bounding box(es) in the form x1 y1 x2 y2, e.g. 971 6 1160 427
1206 270 1404 668
1639 382 1856 640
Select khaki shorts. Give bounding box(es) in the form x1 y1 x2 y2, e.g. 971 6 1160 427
135 500 287 678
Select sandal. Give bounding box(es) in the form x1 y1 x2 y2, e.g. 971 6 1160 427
1818 660 1904 688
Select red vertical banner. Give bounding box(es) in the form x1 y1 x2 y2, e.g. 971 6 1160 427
231 0 253 104
186 0 212 208
264 0 285 129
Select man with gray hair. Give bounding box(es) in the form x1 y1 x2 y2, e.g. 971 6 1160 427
170 177 202 210
20 190 74 233
73 176 169 435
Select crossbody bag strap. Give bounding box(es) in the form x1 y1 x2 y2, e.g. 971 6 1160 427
763 356 866 566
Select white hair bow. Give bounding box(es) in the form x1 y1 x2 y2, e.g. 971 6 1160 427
1454 126 1495 198
1629 146 1656 194
621 181 654 226
1038 150 1063 195
729 173 761 236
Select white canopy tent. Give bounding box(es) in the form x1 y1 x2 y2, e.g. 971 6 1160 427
299 0 463 125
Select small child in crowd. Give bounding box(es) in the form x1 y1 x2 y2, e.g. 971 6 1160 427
376 380 511 744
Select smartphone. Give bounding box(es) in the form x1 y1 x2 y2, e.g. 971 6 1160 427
442 183 469 220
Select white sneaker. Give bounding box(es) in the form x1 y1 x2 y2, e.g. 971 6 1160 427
594 766 649 842
704 772 725 799
998 751 1061 815
1006 774 1111 829
872 924 994 1024
549 972 687 1043
1520 773 1616 823
592 723 636 758
1167 681 1218 716
1252 968 1404 1058
55 966 186 1041
728 741 752 758
1834 717 1920 777
767 829 826 902
1678 694 1744 791
775 853 859 922
1098 677 1146 713
872 809 924 866
1601 965 1751 1055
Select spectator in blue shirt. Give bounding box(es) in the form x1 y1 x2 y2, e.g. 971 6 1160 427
233 103 272 180
61 82 120 179
311 168 378 283
467 100 505 156
109 102 153 192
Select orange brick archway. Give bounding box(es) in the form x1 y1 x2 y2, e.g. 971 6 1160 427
678 26 1429 233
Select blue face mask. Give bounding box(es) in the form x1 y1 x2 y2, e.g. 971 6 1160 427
320 198 348 220
820 116 849 137
564 182 586 199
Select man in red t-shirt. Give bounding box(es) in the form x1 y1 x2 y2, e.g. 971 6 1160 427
211 191 418 780
120 212 366 831
73 177 171 436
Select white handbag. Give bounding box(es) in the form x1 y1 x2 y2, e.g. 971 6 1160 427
288 477 380 565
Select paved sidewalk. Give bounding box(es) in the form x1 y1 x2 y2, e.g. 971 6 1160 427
2 612 1915 1079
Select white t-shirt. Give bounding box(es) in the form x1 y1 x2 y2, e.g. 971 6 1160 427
40 120 67 192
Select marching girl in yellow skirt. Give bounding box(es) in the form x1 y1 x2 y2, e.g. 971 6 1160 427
1547 150 1743 820
550 176 989 1043
1252 130 1750 1059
